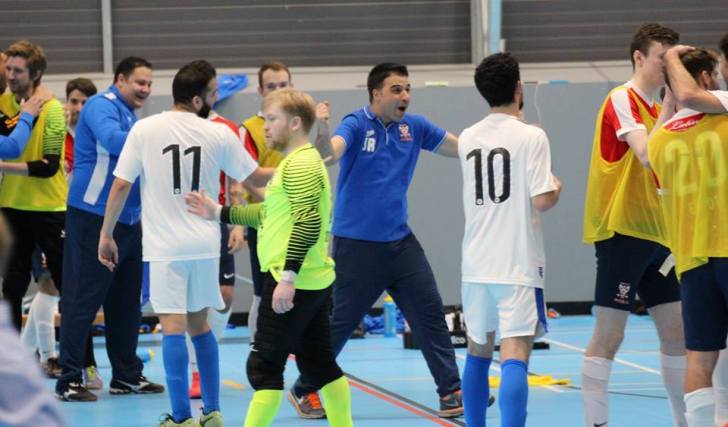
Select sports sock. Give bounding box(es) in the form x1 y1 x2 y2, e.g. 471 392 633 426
499 359 528 427
463 354 491 427
714 347 728 427
162 334 191 423
35 293 59 361
20 297 39 354
660 353 687 427
684 387 714 427
582 356 612 427
243 389 283 427
321 376 353 427
248 296 261 344
191 330 220 414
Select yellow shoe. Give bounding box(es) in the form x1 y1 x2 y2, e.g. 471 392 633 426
157 414 200 427
199 410 223 427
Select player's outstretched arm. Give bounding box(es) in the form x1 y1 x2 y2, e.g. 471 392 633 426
185 190 263 227
98 177 133 271
435 132 459 158
532 174 562 212
666 45 727 113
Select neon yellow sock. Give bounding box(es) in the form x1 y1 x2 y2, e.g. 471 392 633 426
321 376 353 427
243 389 283 427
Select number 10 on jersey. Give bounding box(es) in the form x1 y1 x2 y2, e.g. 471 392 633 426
466 147 511 205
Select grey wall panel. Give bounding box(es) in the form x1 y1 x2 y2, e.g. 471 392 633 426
503 0 728 62
0 0 102 73
112 1 470 69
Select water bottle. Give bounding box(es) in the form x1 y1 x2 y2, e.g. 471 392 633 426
137 348 155 363
383 294 397 337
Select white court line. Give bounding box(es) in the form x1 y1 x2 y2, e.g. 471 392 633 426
455 353 565 393
235 274 253 284
543 337 661 375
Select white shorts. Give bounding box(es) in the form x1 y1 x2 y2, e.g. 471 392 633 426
148 258 224 314
461 282 548 345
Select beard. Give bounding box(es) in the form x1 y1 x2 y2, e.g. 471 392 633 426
197 101 212 118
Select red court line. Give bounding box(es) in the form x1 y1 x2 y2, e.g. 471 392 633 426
347 378 459 427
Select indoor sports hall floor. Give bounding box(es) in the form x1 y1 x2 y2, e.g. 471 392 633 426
57 314 677 426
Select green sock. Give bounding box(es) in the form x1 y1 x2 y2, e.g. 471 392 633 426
243 389 283 427
321 376 353 427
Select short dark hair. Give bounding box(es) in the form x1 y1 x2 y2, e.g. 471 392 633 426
113 56 152 84
5 40 46 85
66 77 97 98
367 63 408 103
474 53 520 107
629 23 679 67
173 60 216 104
719 32 728 59
258 61 290 88
665 48 717 89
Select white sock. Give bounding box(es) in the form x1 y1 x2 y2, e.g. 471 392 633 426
660 353 688 427
248 296 261 344
34 293 59 362
684 387 715 427
20 295 39 353
186 333 197 373
582 356 612 427
208 305 231 342
714 347 728 426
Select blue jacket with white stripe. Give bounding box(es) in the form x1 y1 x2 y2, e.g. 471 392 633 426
67 85 141 225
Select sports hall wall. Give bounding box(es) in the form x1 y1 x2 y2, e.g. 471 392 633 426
138 81 611 313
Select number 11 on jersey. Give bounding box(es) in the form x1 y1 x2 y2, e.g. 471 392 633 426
163 144 202 194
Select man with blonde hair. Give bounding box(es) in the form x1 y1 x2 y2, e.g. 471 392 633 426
186 88 353 427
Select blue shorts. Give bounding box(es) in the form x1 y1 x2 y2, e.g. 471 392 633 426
218 223 235 286
680 258 728 351
594 233 680 310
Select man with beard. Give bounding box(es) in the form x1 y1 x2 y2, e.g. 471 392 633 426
99 60 269 427
56 56 164 402
457 52 561 427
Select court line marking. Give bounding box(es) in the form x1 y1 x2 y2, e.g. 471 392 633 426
345 373 465 427
542 337 661 375
286 354 464 426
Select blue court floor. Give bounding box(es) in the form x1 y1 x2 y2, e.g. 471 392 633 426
57 314 677 426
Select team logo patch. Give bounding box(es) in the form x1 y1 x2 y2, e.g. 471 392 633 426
613 281 631 305
398 123 413 142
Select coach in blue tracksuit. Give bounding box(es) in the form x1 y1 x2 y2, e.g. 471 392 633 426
290 63 464 418
56 57 163 401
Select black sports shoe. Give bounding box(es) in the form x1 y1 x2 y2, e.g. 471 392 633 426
42 357 62 379
56 382 98 402
109 375 165 395
438 389 464 418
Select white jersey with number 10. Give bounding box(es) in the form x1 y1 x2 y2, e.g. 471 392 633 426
458 113 556 288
